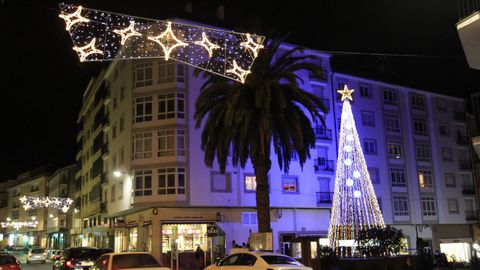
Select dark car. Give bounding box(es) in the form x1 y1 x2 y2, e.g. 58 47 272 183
0 254 21 270
53 247 102 270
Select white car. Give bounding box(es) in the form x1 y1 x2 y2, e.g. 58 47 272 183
92 252 170 270
205 251 313 270
27 247 47 264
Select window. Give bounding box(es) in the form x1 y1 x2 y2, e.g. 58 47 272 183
415 143 431 162
242 212 257 225
244 174 256 192
359 84 372 98
119 146 125 165
118 181 123 199
12 210 19 219
413 119 428 136
439 123 449 136
119 114 125 132
111 184 116 203
120 85 125 101
363 139 377 155
418 169 433 188
385 113 401 132
158 93 185 119
421 196 436 216
361 111 375 127
445 173 456 187
211 172 231 192
133 97 153 122
28 209 37 217
392 195 409 216
112 123 117 139
390 167 407 187
447 199 459 213
411 94 425 110
282 176 298 193
436 97 447 112
157 167 186 195
134 61 153 87
383 89 399 106
157 129 186 157
158 61 175 83
387 140 402 159
368 167 380 184
134 170 152 196
177 63 185 83
132 132 153 159
441 147 453 161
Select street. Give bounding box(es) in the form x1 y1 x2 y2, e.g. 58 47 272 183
10 251 54 270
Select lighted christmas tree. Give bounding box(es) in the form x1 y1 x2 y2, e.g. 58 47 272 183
328 85 385 256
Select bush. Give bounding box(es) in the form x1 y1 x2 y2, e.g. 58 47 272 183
357 225 406 257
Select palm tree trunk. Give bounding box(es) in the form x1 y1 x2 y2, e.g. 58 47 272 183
252 156 272 233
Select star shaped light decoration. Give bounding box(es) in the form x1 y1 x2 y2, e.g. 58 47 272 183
147 21 188 61
59 5 90 31
19 196 75 212
194 32 220 57
113 21 142 45
240 33 264 58
226 60 251 84
337 85 355 101
73 38 104 62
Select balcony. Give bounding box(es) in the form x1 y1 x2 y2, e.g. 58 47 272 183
459 159 473 170
315 158 335 172
457 135 470 145
465 210 478 221
462 184 476 195
316 192 333 206
315 127 333 141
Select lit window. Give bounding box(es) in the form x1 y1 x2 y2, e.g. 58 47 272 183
418 169 433 188
132 132 153 159
157 129 186 157
282 176 298 193
387 140 402 159
244 175 256 192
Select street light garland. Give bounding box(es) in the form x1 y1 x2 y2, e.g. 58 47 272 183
58 4 265 83
19 196 74 213
1 220 39 229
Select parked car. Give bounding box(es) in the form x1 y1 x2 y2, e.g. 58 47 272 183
92 252 169 270
99 249 113 255
53 247 102 270
26 248 46 264
0 254 21 270
205 251 312 270
51 250 62 261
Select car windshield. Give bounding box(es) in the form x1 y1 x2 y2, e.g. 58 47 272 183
69 249 102 260
261 255 303 266
32 249 44 253
0 255 17 265
112 254 160 269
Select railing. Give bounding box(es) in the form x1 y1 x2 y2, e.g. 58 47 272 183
315 158 335 172
465 210 478 221
462 184 476 195
315 127 333 141
316 192 334 205
459 160 473 170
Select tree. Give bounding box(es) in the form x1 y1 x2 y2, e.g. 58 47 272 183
193 36 328 232
357 225 406 257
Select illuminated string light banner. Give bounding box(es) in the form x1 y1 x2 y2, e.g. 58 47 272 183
20 196 74 213
1 221 39 229
328 85 385 257
58 4 265 83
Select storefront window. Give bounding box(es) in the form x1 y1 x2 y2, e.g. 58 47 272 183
162 224 208 252
310 241 317 258
440 242 471 263
129 227 138 251
292 242 302 259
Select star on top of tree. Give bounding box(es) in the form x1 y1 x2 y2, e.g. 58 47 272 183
337 85 354 101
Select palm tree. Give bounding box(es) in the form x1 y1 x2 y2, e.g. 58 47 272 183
193 36 328 233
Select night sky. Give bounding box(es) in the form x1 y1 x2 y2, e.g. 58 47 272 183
2 0 480 179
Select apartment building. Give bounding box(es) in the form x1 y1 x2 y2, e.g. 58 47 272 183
74 41 477 264
327 73 476 262
45 165 75 250
0 180 16 245
4 167 50 248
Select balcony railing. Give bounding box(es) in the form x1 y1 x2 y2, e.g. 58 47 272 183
456 135 470 145
465 210 478 221
316 192 334 205
459 160 473 170
462 184 476 195
315 158 335 172
315 127 333 141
